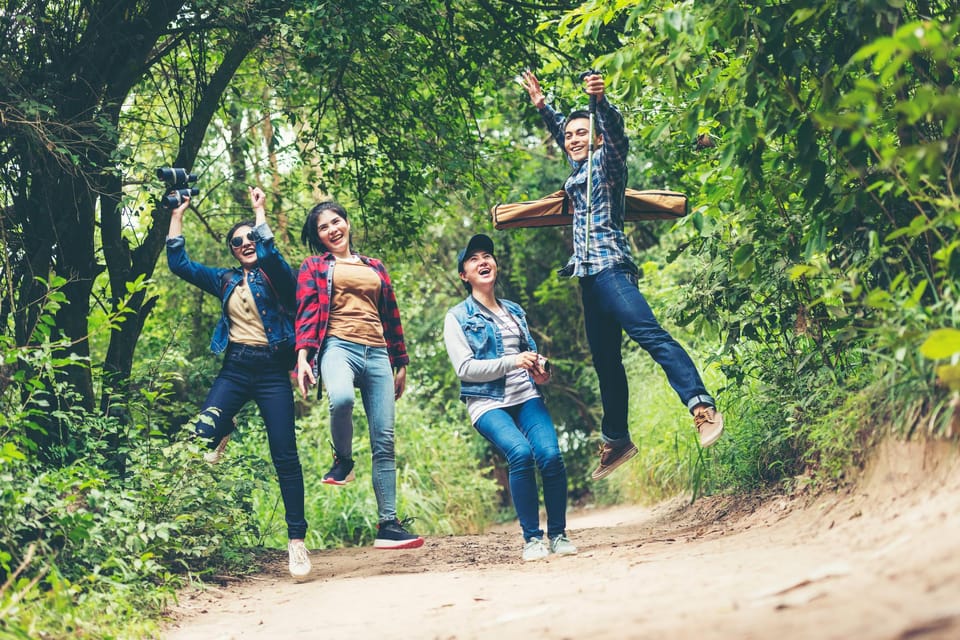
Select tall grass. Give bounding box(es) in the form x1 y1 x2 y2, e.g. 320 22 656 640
244 400 501 550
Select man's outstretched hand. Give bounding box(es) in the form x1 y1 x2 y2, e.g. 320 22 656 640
520 70 545 109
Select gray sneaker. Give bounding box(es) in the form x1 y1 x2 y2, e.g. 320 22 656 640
202 416 237 464
522 537 549 562
549 534 577 556
203 433 232 464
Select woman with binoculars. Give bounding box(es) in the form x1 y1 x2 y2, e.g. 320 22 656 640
165 186 311 580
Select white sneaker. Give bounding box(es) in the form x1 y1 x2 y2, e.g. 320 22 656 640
203 433 231 464
549 534 577 555
288 539 311 580
522 537 549 562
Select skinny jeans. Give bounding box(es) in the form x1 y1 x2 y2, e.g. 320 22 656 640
580 264 714 443
474 397 568 541
194 343 307 540
320 336 398 523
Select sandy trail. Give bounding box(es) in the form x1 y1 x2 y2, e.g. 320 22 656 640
164 439 960 639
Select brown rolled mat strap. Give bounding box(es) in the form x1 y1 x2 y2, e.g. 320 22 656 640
491 189 688 230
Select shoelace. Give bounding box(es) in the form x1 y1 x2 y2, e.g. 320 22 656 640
289 542 309 564
327 439 342 462
693 408 716 430
378 517 419 533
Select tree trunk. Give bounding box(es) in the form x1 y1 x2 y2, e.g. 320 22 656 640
100 26 273 415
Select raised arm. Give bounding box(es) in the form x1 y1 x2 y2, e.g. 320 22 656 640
584 73 629 175
522 70 568 154
164 195 224 295
520 70 546 109
248 185 296 305
249 185 267 227
166 194 189 239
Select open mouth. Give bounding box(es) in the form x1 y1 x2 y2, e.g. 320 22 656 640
328 232 344 245
240 246 256 257
478 266 492 276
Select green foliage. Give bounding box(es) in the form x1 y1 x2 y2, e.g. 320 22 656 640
0 297 265 638
5 1 960 633
920 328 960 391
0 427 264 639
539 0 959 489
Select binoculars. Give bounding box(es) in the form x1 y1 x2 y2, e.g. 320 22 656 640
156 167 199 209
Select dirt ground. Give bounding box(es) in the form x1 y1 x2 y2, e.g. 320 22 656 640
163 438 960 640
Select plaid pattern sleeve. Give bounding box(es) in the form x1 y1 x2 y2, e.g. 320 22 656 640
295 255 331 354
596 97 628 179
367 257 410 369
539 104 569 160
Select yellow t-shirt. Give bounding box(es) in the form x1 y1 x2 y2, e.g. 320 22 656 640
226 276 268 346
328 262 387 347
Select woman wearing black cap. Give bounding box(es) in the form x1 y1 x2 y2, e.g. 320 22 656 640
443 234 576 561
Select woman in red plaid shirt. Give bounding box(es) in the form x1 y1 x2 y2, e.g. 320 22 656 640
294 201 423 550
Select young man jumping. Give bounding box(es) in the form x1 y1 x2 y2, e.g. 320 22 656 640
520 70 724 480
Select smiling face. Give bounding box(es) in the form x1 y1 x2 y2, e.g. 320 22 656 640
315 209 351 255
459 250 498 293
563 117 601 162
229 225 259 270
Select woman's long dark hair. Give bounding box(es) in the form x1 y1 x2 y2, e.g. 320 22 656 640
300 201 349 254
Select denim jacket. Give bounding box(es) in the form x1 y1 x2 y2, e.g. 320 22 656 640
446 296 538 401
166 222 296 355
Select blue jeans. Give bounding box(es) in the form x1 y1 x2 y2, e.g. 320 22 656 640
195 343 307 539
474 397 568 541
320 336 397 522
580 264 714 443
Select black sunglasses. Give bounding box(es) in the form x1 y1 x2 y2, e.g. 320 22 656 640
230 232 256 248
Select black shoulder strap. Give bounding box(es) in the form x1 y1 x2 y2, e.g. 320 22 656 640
220 270 237 298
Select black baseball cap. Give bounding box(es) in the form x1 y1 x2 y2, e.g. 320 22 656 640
457 234 495 273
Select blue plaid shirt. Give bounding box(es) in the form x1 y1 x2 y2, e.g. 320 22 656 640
540 97 633 277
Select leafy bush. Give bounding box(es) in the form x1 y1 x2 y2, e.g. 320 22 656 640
1 288 267 637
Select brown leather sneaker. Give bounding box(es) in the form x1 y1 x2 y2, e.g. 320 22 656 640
590 440 639 480
693 405 724 447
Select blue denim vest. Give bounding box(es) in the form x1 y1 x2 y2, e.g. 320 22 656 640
449 296 538 401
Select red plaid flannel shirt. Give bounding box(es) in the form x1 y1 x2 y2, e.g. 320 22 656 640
295 253 409 373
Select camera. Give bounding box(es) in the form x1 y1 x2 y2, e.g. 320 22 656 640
537 353 551 372
156 167 200 209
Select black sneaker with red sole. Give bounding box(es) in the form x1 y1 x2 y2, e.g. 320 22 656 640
374 518 424 549
322 454 355 485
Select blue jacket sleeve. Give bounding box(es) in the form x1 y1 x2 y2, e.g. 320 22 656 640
252 222 296 311
165 236 224 297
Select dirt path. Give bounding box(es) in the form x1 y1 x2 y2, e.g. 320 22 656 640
163 439 960 639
